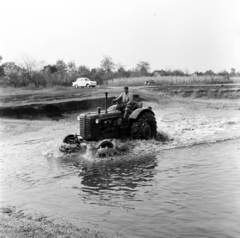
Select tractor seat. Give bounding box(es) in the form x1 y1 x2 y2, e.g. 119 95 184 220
132 102 143 110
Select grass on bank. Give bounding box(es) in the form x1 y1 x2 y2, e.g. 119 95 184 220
0 85 108 96
231 76 240 84
0 85 76 96
106 76 239 87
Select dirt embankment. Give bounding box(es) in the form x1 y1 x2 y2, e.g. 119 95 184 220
0 97 117 119
0 87 118 119
0 84 239 119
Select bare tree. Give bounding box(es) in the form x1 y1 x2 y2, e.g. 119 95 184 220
19 55 45 81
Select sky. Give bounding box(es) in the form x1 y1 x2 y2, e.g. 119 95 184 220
1 0 240 73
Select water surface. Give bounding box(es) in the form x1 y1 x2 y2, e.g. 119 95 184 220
1 101 240 237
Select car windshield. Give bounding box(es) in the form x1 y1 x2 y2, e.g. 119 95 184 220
77 78 88 81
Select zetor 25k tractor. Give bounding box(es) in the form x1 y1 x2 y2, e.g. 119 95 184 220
60 92 157 152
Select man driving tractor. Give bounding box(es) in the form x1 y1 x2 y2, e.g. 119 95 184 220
113 86 135 120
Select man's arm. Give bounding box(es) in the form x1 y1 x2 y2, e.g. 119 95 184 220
114 92 123 102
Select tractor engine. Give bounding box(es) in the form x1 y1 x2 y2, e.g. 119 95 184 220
77 108 123 141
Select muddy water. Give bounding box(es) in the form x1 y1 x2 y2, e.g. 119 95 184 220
1 100 240 237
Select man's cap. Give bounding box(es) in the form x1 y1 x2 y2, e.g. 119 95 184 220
124 86 129 89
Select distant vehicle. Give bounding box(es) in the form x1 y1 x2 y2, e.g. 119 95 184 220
144 79 155 85
72 78 97 88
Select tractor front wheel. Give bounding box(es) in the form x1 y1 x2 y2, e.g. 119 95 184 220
131 111 157 140
97 139 115 149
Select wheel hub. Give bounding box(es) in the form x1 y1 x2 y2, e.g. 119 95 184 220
141 123 152 139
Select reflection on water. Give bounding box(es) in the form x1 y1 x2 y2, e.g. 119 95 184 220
77 155 157 209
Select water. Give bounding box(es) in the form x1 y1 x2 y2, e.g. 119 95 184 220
1 100 240 237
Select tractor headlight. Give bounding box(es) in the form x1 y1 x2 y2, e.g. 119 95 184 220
95 118 99 124
117 118 123 125
77 116 81 121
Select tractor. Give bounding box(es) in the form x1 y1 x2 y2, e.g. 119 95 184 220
60 92 157 153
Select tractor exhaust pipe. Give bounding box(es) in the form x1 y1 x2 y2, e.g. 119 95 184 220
105 92 108 113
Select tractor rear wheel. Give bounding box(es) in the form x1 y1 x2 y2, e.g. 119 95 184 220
131 111 157 140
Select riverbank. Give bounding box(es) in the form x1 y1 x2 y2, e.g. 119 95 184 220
0 205 124 238
0 84 240 119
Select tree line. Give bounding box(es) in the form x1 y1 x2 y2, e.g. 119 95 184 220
0 55 238 88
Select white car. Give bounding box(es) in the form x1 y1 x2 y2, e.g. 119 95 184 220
72 78 97 88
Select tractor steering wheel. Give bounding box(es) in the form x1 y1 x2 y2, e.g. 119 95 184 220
112 98 121 106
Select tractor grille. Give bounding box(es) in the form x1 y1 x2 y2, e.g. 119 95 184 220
79 110 122 140
79 114 96 139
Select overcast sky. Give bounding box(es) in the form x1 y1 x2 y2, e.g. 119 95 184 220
1 0 240 73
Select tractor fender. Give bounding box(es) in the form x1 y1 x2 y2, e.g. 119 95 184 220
107 105 118 111
129 108 154 120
